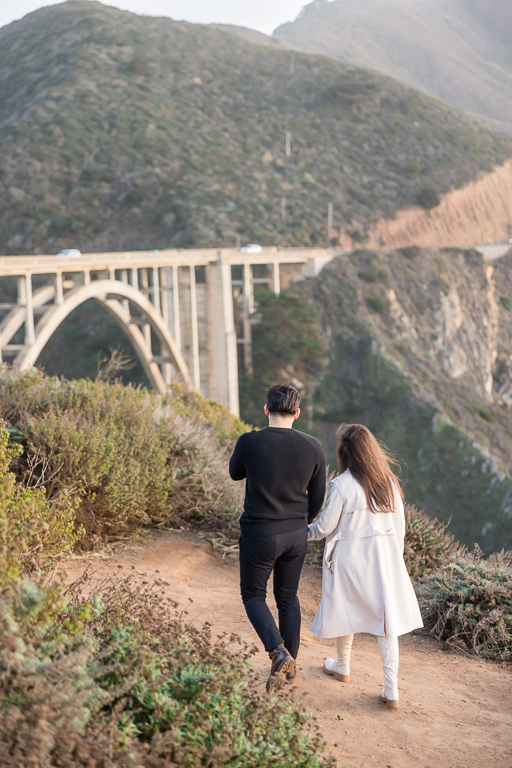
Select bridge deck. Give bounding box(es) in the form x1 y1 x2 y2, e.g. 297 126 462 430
0 247 329 276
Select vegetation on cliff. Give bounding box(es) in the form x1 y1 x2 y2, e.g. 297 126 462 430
1 1 512 254
246 247 512 552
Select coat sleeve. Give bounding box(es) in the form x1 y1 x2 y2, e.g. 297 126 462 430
308 482 344 541
229 435 247 481
392 486 405 554
306 447 327 523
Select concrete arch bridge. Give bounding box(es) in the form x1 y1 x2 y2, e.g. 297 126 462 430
0 247 331 415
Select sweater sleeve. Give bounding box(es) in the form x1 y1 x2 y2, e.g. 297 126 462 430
229 434 247 481
306 446 326 523
308 481 344 540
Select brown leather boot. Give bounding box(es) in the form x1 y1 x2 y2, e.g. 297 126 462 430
266 643 295 693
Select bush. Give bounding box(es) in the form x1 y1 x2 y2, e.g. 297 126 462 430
0 574 337 768
418 183 440 209
399 246 420 259
365 293 390 312
0 425 81 586
416 550 512 661
357 267 386 283
0 369 246 546
404 503 463 580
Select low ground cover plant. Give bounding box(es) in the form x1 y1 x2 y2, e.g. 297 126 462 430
0 572 336 768
417 549 512 662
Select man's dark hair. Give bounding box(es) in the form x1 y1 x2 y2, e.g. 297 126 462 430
266 383 301 415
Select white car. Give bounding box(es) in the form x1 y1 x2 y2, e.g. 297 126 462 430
57 249 81 258
240 243 263 254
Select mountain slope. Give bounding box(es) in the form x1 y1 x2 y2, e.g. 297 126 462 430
274 0 512 135
0 1 511 254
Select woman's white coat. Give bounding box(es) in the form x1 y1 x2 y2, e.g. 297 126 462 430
308 469 423 638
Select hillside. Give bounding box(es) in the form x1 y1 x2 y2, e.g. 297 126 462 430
286 246 512 553
274 0 512 135
1 1 512 255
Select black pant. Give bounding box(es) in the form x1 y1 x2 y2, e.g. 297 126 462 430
239 527 308 658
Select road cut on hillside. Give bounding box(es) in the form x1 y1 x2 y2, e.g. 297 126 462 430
66 530 512 768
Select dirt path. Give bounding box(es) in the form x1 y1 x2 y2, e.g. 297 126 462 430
65 530 512 768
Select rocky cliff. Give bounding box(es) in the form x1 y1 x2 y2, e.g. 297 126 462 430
298 246 512 552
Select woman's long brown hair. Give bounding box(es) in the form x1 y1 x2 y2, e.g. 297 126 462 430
336 423 403 513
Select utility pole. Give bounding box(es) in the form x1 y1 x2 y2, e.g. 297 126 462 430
327 202 333 241
290 54 295 75
281 196 287 221
285 131 291 158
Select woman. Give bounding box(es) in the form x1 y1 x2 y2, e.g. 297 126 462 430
308 424 423 710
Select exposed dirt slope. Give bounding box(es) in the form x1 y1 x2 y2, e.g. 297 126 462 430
65 531 512 768
365 159 512 249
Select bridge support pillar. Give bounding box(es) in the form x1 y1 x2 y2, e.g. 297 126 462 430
189 265 200 391
207 255 239 416
242 263 254 373
18 274 35 345
55 273 64 305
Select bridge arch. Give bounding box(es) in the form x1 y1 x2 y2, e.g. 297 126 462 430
14 280 192 394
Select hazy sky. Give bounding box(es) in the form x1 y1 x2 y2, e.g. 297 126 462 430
0 0 310 35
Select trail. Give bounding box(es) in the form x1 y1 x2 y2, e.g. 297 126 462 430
66 530 512 768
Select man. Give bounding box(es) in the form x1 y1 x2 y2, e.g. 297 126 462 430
229 383 326 692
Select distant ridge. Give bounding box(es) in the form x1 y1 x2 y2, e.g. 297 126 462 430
274 0 512 135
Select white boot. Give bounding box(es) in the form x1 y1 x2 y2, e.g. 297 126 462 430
323 634 353 683
377 636 399 709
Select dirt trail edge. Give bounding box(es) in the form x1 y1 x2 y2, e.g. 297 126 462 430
66 530 512 768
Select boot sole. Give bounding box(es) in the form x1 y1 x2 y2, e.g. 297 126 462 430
323 662 350 683
266 658 296 694
379 693 399 709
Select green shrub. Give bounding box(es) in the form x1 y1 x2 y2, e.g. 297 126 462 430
365 293 390 312
0 425 81 586
438 276 450 295
418 183 440 209
465 399 496 423
0 370 246 545
0 574 337 768
400 246 420 259
477 406 495 422
416 550 512 661
357 267 386 283
404 504 463 580
499 295 511 311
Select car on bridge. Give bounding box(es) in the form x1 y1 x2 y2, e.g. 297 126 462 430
240 243 262 254
57 249 81 258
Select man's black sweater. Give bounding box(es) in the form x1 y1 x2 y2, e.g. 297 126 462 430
229 427 326 537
